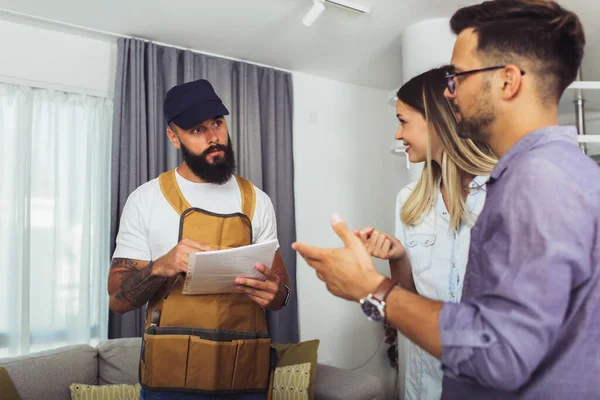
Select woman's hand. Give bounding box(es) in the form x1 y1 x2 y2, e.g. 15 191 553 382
354 227 407 261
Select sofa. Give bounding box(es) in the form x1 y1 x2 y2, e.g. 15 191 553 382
0 338 382 400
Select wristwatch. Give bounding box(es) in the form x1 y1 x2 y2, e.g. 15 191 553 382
281 283 292 307
359 277 397 322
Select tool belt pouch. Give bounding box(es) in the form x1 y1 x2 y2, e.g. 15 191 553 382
140 327 271 393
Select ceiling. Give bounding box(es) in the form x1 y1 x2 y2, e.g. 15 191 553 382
1 0 600 112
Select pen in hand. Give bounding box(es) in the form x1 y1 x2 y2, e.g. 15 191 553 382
164 272 186 299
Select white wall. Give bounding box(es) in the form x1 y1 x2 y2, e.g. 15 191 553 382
293 72 410 399
0 17 116 97
559 111 600 155
559 110 600 131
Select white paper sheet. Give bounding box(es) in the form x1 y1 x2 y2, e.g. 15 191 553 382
182 239 278 295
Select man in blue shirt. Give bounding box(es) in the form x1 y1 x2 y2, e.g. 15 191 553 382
293 1 600 398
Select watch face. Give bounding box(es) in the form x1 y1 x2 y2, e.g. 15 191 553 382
360 297 384 322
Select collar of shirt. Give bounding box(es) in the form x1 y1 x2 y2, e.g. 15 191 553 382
436 175 489 223
490 125 578 181
470 174 490 190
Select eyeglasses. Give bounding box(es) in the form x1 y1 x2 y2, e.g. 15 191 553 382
444 66 525 94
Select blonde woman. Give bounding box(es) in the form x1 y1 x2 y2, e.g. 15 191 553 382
356 67 496 400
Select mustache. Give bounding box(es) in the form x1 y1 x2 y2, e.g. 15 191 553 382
201 143 229 157
447 99 461 124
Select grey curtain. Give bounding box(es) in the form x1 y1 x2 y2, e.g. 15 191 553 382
109 38 298 343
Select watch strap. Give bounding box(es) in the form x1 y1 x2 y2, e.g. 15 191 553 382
371 277 397 303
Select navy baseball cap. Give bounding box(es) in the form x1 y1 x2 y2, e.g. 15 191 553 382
163 79 229 130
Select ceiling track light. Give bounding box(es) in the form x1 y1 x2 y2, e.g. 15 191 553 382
302 0 370 27
303 0 326 26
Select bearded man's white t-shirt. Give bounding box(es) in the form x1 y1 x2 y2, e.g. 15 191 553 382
112 170 279 261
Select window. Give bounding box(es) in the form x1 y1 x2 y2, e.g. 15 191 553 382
0 82 113 357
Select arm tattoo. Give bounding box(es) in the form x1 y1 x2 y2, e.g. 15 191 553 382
111 258 165 309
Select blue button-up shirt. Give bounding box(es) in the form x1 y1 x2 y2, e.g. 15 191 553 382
438 126 600 399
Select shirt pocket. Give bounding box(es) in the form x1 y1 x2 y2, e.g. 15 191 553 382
405 233 436 275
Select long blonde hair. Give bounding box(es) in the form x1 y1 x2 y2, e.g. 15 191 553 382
398 67 497 230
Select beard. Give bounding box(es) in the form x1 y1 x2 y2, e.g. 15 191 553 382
180 137 236 185
454 82 495 143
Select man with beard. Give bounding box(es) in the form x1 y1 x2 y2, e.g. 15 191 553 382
109 79 291 400
292 1 600 399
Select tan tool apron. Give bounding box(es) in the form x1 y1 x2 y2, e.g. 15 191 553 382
139 169 274 396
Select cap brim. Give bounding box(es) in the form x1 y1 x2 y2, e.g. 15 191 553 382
171 101 230 130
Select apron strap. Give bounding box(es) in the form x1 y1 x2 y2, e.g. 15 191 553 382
160 169 256 222
158 169 192 216
235 175 256 222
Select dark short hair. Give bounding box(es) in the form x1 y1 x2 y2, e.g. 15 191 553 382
450 0 585 101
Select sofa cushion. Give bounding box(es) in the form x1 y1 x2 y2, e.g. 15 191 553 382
97 338 142 385
273 362 311 400
0 367 20 400
69 382 141 400
272 340 319 400
313 364 382 400
0 344 97 400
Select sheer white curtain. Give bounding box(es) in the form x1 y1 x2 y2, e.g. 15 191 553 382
0 82 113 357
